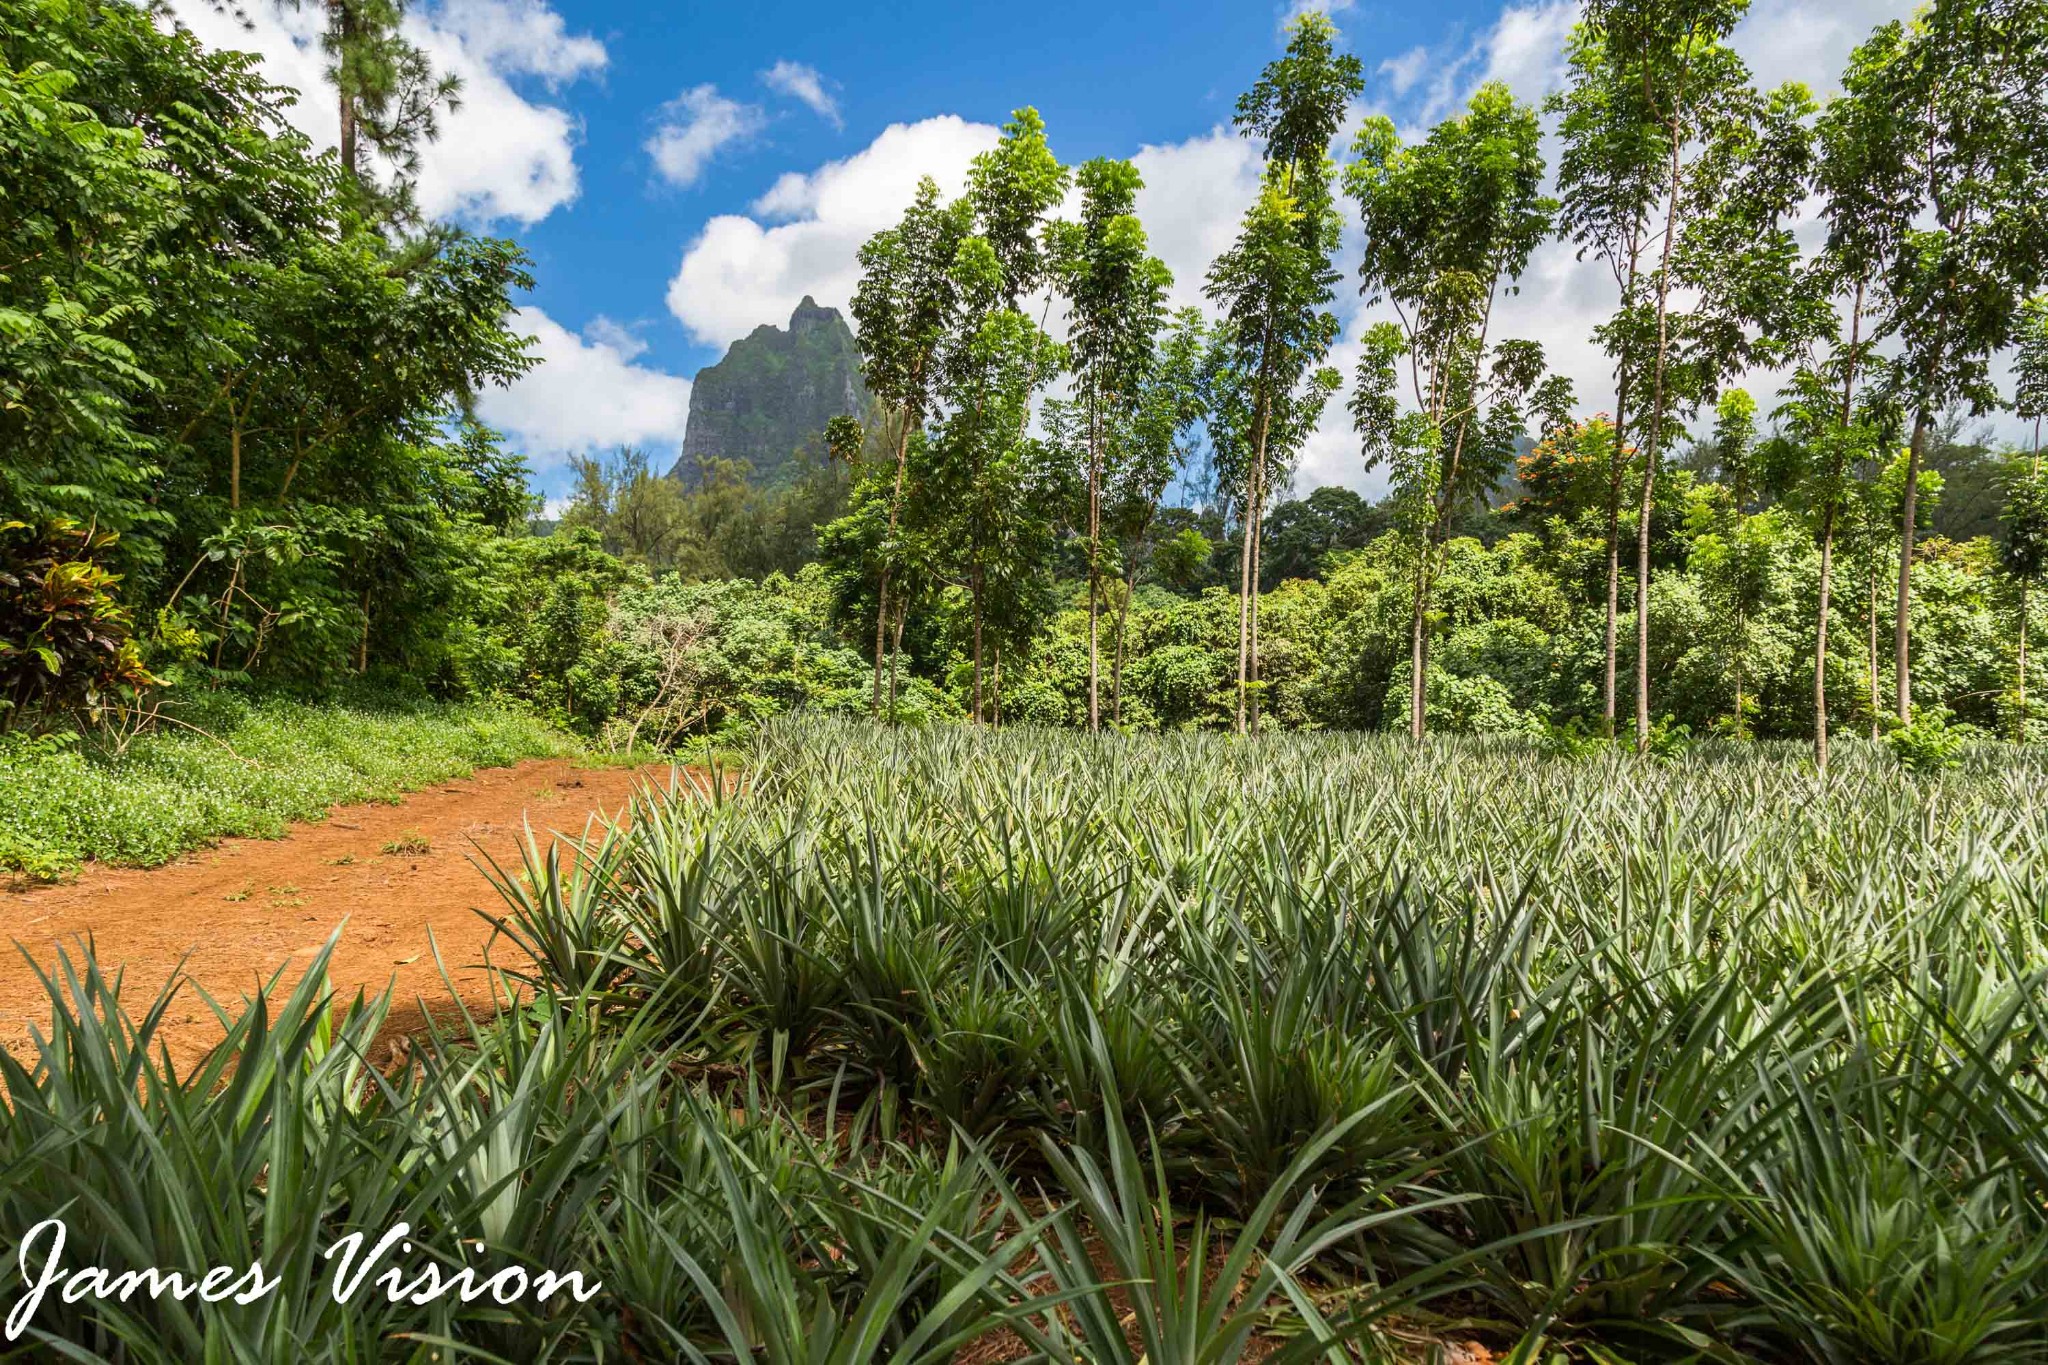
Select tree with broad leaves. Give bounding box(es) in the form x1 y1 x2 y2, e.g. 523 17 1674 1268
1767 348 1889 770
1233 10 1360 249
1102 308 1208 724
1205 170 1342 736
966 107 1068 310
923 235 1068 723
1346 81 1562 740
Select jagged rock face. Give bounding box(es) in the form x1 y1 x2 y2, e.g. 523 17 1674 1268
669 296 869 487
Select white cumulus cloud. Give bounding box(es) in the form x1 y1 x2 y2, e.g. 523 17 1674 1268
1378 46 1431 100
1131 129 1268 313
160 0 605 226
476 308 693 467
427 0 605 87
665 114 1000 346
580 315 650 360
647 85 765 190
761 60 842 128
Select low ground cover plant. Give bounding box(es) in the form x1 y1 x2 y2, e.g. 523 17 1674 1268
0 691 566 877
5 716 2048 1360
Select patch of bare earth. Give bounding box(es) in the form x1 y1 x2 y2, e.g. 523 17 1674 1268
0 757 695 1068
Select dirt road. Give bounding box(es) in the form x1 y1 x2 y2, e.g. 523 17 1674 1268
0 758 687 1068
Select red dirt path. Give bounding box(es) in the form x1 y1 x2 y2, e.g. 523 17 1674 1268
0 757 686 1069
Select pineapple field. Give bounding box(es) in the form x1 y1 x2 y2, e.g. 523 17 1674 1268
7 717 2048 1362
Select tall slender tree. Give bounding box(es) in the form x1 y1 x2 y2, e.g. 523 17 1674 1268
1577 0 1759 751
1206 12 1359 735
1051 158 1169 730
1103 310 1208 724
1572 0 1821 750
1346 82 1557 740
1205 171 1343 736
1550 22 1663 738
848 178 971 716
1771 339 1882 771
926 237 1067 722
240 0 459 223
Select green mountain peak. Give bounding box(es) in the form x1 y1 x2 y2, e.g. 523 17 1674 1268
669 297 868 487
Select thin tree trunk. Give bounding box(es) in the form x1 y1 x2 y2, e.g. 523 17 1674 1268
1249 456 1266 735
872 576 891 716
1815 279 1864 773
873 408 915 716
1601 238 1643 737
1733 636 1746 737
1235 406 1271 737
2019 582 2029 740
1408 548 1428 741
1814 521 1837 767
2025 426 2041 739
1087 390 1102 732
1634 444 1656 751
357 589 370 673
1236 325 1276 737
333 1 358 182
1234 466 1254 735
888 604 905 717
1867 552 1880 740
1601 381 1632 738
1895 406 1930 723
279 433 304 501
1635 118 1686 754
1111 561 1138 725
970 570 984 724
230 423 242 511
212 560 240 671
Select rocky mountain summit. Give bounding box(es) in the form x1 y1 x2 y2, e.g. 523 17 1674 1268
668 296 868 487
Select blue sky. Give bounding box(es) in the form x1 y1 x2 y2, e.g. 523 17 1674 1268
165 0 1935 502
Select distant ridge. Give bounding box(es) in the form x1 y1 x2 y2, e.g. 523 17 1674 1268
668 296 868 487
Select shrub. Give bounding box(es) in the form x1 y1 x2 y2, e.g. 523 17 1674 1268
1381 667 1539 735
0 518 155 732
1884 706 1971 774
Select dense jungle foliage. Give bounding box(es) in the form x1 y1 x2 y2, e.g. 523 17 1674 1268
2 0 534 712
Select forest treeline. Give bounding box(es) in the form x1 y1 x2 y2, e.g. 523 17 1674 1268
5 0 2048 764
557 2 2048 760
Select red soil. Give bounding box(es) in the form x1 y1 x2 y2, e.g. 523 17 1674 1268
0 757 687 1069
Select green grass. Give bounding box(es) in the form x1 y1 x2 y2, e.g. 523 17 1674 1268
7 716 2048 1361
0 691 570 878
